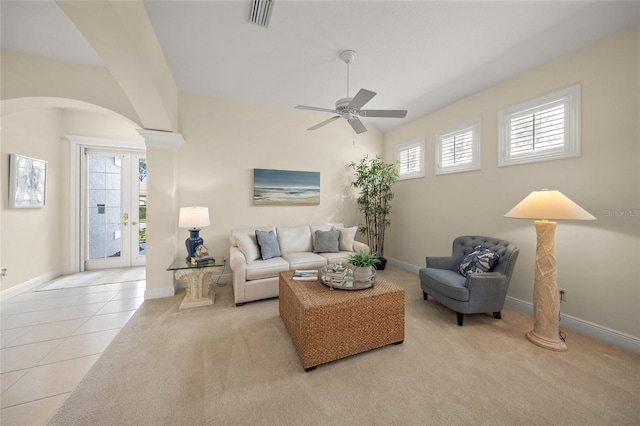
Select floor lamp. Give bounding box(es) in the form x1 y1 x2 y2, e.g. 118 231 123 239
505 189 596 351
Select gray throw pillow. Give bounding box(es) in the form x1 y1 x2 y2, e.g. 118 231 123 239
313 230 340 253
255 230 281 260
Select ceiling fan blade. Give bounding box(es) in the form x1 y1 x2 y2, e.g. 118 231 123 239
308 116 341 131
348 89 376 110
348 117 367 134
359 109 408 118
295 105 337 114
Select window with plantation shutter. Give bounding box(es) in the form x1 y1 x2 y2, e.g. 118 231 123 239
396 138 425 180
435 119 481 175
499 84 581 167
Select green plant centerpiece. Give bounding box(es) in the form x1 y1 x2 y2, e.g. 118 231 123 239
348 252 380 267
349 155 399 270
348 252 379 284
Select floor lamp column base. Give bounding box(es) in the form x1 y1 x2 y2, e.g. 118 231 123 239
527 330 567 351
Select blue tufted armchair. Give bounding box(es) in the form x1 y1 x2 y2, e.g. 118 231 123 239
419 236 519 326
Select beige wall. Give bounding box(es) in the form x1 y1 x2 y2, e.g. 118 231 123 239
0 106 144 291
176 92 382 259
384 27 640 337
1 108 64 291
1 51 140 126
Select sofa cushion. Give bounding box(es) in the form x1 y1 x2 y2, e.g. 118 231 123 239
245 257 289 280
277 226 312 254
235 232 260 263
332 225 357 251
255 230 281 260
318 252 352 264
313 230 340 253
282 252 327 270
458 245 500 277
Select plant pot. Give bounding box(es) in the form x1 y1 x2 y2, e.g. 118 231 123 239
353 266 376 284
374 257 387 270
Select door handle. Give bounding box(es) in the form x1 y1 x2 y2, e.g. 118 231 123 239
123 222 128 226
132 221 138 225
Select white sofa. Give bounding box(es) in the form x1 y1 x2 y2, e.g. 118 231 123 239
229 223 369 306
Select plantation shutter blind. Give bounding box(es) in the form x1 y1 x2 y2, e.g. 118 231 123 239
399 144 421 175
509 101 565 156
441 129 473 167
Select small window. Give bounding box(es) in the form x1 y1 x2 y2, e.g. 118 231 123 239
435 119 481 175
498 84 581 167
396 138 425 180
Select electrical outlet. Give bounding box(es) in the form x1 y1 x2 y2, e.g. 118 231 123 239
559 288 567 302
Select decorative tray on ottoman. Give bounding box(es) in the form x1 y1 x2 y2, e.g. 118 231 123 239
320 264 376 290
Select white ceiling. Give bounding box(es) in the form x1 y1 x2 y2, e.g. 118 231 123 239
2 1 639 133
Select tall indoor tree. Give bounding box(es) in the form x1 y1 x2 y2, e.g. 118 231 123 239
349 155 399 270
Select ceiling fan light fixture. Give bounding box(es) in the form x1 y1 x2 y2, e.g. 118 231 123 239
249 0 273 27
294 49 407 134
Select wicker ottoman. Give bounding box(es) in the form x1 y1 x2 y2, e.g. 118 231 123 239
279 270 405 371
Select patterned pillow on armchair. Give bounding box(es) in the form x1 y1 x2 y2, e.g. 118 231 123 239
458 245 500 277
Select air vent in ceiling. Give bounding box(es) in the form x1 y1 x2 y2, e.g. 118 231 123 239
249 0 273 27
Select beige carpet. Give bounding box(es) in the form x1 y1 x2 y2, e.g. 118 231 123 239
49 267 640 426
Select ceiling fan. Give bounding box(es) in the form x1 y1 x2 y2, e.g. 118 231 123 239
295 50 408 134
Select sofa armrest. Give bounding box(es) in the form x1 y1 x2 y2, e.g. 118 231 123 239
466 272 509 302
352 241 370 254
230 246 247 305
426 256 459 271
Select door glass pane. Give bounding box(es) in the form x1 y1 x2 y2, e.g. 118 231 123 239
138 157 147 255
88 154 122 259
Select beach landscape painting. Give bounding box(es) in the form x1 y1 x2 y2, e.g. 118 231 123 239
253 168 320 205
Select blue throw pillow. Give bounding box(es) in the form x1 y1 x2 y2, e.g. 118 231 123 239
255 230 281 260
458 245 500 277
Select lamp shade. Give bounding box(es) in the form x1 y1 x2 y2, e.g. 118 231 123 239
178 207 210 229
504 189 596 221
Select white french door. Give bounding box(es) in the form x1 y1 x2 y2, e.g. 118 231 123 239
83 148 146 270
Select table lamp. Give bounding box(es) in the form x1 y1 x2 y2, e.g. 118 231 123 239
178 207 210 261
505 189 596 351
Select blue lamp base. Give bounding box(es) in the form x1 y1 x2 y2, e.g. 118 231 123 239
185 228 203 261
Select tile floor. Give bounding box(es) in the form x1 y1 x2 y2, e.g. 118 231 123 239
0 267 145 425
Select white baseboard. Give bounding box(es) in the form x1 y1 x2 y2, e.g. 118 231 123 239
0 270 63 302
144 286 175 300
387 257 640 354
387 257 421 274
505 296 640 354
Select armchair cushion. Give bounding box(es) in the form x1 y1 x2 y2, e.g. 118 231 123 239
255 230 281 260
458 245 500 277
419 268 469 301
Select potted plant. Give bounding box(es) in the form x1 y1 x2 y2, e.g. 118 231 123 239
348 252 379 283
349 155 399 270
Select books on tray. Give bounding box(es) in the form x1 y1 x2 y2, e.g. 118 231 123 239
293 269 318 281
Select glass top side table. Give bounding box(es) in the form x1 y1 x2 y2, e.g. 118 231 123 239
167 254 225 309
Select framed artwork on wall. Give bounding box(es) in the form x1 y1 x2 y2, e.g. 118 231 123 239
253 168 320 205
9 153 47 208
